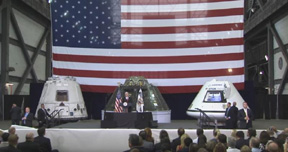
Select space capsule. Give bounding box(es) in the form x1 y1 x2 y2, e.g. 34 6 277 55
35 76 88 121
186 79 244 121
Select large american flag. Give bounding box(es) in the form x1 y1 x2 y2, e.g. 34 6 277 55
51 0 244 93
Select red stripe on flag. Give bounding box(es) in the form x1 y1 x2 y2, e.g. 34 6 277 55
53 67 244 79
122 8 243 20
80 82 245 93
53 53 243 64
122 0 237 5
122 38 243 49
122 23 243 34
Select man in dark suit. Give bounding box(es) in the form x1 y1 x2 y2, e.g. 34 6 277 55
225 102 233 129
37 104 51 128
230 102 238 129
0 134 21 152
34 127 53 152
235 131 247 149
122 92 133 113
22 107 33 127
171 128 185 152
124 134 148 152
10 104 21 125
238 102 253 129
17 132 41 152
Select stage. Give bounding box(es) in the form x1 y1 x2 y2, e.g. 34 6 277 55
0 119 287 152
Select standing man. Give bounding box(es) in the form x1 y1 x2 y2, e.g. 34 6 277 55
225 102 233 129
122 92 132 113
10 103 21 125
238 102 253 129
230 101 239 129
37 104 51 128
22 107 34 127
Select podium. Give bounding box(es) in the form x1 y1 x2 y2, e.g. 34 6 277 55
101 112 156 128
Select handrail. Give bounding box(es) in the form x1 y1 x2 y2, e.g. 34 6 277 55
195 108 217 129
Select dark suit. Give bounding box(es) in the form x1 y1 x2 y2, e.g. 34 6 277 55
17 141 41 152
22 113 34 127
10 106 21 125
37 108 50 128
238 108 253 129
171 137 181 152
230 105 238 128
225 107 233 129
122 97 133 112
235 138 247 149
0 145 21 152
34 136 52 152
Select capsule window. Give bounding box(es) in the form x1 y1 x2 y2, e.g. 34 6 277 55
204 91 226 103
56 90 68 101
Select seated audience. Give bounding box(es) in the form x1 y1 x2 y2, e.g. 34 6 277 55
249 137 261 152
172 128 185 152
145 128 155 144
245 128 256 146
235 131 246 149
259 131 270 151
0 134 20 152
196 129 207 148
227 137 240 152
176 134 190 152
199 148 209 152
231 130 237 139
240 145 250 152
188 143 199 152
210 129 221 143
8 127 16 135
0 133 10 148
34 127 57 152
213 143 227 152
155 130 171 152
17 132 41 152
124 134 148 152
217 134 227 148
139 131 154 152
266 141 279 152
206 141 217 152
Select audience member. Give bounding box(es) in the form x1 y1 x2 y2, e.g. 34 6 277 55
139 131 154 152
124 134 148 152
179 137 192 152
34 127 56 152
21 107 33 127
10 103 21 125
189 143 199 152
217 134 227 148
249 137 261 152
155 130 171 152
8 127 16 135
213 143 227 152
245 128 256 146
231 130 237 139
176 134 190 152
0 133 10 148
198 148 209 152
196 129 207 148
144 128 155 144
266 141 279 152
227 137 240 152
206 141 217 152
259 131 270 151
235 131 246 149
0 134 20 152
210 129 220 143
17 132 41 152
240 145 251 152
172 128 185 152
0 130 3 143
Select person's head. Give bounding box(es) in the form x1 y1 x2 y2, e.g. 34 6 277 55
25 107 30 113
213 129 220 138
159 129 169 141
12 104 16 108
180 134 190 148
266 141 279 152
178 128 185 137
41 104 45 109
259 131 270 145
283 128 288 134
144 127 154 142
8 134 19 146
217 134 227 144
125 92 129 97
247 128 256 138
130 148 140 152
139 131 146 140
213 143 227 152
236 131 245 139
198 148 209 152
276 133 288 145
233 102 237 106
128 134 141 148
227 102 231 108
184 137 192 148
189 143 199 152
8 127 16 135
37 127 46 136
2 133 10 142
26 132 34 142
243 102 248 109
230 129 237 138
249 137 260 148
161 142 171 152
227 137 236 148
206 141 217 152
240 145 251 152
197 128 204 136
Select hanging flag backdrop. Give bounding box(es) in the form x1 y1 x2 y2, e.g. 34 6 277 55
51 0 244 93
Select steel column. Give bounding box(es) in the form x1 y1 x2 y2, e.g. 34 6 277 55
46 30 52 79
267 24 274 94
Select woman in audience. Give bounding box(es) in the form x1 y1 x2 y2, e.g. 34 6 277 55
206 141 217 152
155 130 171 152
240 145 251 152
176 134 190 152
189 143 199 152
213 143 227 152
259 131 270 151
145 127 155 144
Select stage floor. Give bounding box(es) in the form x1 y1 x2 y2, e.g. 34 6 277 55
1 119 287 130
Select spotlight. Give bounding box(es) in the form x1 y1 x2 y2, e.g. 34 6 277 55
259 71 263 75
265 55 268 61
228 68 233 73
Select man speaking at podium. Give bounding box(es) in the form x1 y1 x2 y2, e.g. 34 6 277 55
121 92 132 113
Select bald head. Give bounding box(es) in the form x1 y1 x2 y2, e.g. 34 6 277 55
266 141 279 152
26 132 34 142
